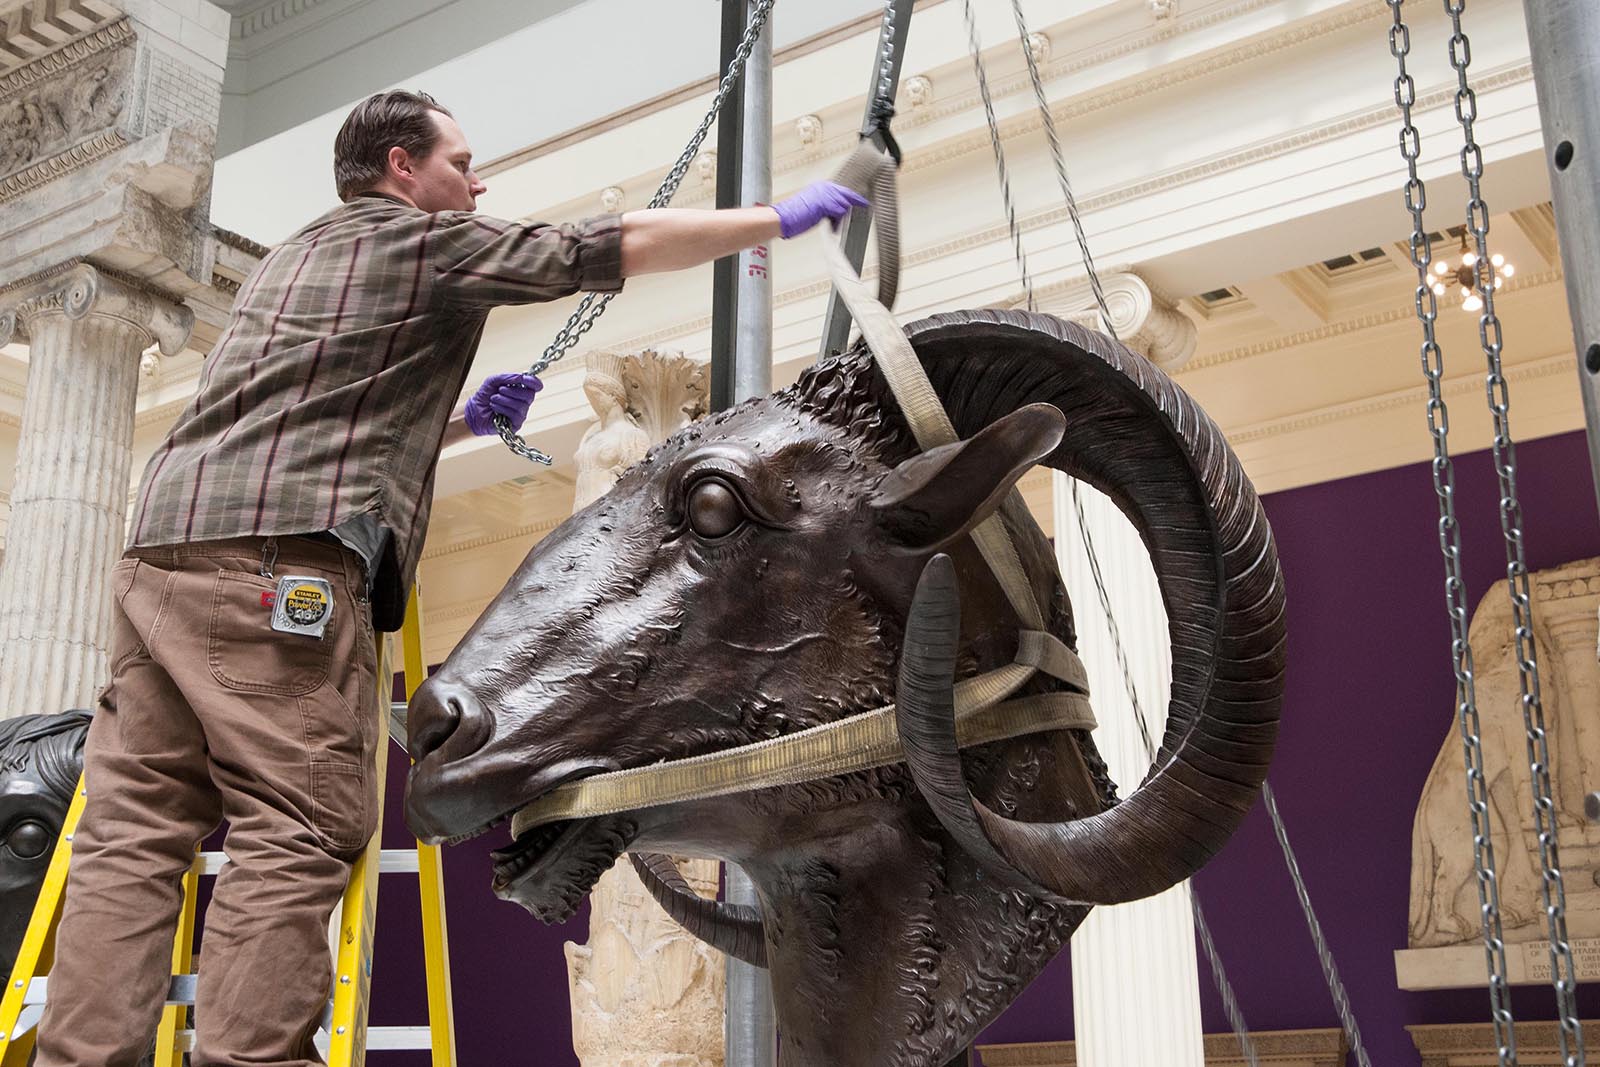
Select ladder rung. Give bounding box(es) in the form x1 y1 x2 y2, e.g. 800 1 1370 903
155 1022 432 1054
198 848 420 876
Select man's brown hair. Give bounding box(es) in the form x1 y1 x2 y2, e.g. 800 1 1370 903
333 90 453 201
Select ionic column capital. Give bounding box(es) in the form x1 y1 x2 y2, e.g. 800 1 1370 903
0 262 194 357
1030 269 1198 372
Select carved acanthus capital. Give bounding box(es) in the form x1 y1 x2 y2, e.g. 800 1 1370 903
0 263 194 356
1029 270 1197 372
574 349 707 510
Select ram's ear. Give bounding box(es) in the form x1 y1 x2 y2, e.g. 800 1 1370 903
869 403 1065 553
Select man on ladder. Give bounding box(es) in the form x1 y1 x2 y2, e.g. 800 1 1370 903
33 89 864 1067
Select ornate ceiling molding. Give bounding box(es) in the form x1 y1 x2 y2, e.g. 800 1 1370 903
0 13 129 92
1182 267 1564 374
420 515 566 561
1227 350 1572 446
0 0 122 75
231 0 337 41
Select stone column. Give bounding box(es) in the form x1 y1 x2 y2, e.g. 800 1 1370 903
1032 270 1198 373
0 0 228 718
566 348 725 1067
1053 473 1205 1067
0 263 191 716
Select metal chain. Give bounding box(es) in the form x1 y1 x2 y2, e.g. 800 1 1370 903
1387 3 1517 1061
962 0 1036 311
875 0 899 108
494 0 776 464
1441 3 1583 1060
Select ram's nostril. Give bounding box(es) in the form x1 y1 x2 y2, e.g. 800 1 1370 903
408 679 490 763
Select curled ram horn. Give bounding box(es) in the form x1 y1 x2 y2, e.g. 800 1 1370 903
893 309 1287 905
630 851 768 967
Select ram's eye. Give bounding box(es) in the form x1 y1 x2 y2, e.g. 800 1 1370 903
5 820 52 860
687 478 745 539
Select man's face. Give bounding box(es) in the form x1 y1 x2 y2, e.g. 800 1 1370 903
404 112 487 213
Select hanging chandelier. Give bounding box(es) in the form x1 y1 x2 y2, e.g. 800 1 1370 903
1428 233 1514 312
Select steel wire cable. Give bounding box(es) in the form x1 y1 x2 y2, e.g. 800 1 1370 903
964 4 1259 1060
1002 2 1375 1061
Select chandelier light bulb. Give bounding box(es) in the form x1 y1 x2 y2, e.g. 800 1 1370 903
1432 281 1446 295
1431 259 1449 276
1463 294 1483 312
1462 251 1477 267
1503 263 1515 277
1491 253 1504 267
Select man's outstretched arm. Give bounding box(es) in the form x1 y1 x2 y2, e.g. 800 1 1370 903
620 181 866 276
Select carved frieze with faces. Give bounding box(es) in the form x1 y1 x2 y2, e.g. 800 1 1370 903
0 30 135 178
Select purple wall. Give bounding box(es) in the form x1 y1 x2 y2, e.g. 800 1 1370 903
369 429 1600 1066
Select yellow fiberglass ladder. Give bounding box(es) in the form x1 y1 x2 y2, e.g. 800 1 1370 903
0 586 454 1067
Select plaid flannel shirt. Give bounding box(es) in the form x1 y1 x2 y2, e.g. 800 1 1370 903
130 193 624 629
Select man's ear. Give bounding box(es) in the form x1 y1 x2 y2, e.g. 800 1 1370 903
387 145 414 183
869 403 1065 553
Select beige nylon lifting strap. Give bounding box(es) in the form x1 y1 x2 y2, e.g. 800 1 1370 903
510 140 1083 833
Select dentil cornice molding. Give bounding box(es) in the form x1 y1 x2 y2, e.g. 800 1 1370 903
0 263 195 355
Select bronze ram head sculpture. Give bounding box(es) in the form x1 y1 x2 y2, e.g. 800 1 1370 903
406 309 1285 1066
2 711 91 973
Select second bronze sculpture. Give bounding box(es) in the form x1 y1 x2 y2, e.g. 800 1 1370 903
406 309 1286 1066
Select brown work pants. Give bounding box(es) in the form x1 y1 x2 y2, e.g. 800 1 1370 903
35 535 380 1067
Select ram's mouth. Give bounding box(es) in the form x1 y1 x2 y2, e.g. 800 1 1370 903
489 814 639 923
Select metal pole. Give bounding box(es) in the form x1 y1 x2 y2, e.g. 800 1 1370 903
724 4 777 1067
815 0 915 361
710 0 746 412
1524 0 1600 526
735 0 773 401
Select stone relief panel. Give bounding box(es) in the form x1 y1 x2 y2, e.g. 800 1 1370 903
0 25 134 177
1408 557 1600 950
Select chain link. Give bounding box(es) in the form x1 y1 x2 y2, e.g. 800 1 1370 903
494 0 777 463
1441 3 1584 1060
875 0 898 110
1388 2 1518 1061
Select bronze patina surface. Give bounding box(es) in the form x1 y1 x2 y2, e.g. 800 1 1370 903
406 310 1287 1067
1 711 91 973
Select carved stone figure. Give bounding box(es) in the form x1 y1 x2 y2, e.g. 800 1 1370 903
1 711 91 974
1408 557 1600 949
572 350 707 510
568 348 724 1067
406 310 1285 1066
0 42 133 176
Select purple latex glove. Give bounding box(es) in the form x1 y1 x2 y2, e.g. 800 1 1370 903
771 180 869 239
465 371 543 436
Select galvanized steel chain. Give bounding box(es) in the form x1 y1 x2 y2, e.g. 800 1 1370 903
494 0 776 464
874 0 899 110
962 0 1036 311
1441 2 1584 1060
1388 2 1518 1060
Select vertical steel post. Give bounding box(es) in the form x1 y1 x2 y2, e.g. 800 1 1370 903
1524 0 1600 525
815 0 915 361
710 0 746 412
723 4 777 1067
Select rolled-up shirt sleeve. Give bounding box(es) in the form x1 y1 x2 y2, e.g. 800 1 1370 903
430 211 624 307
